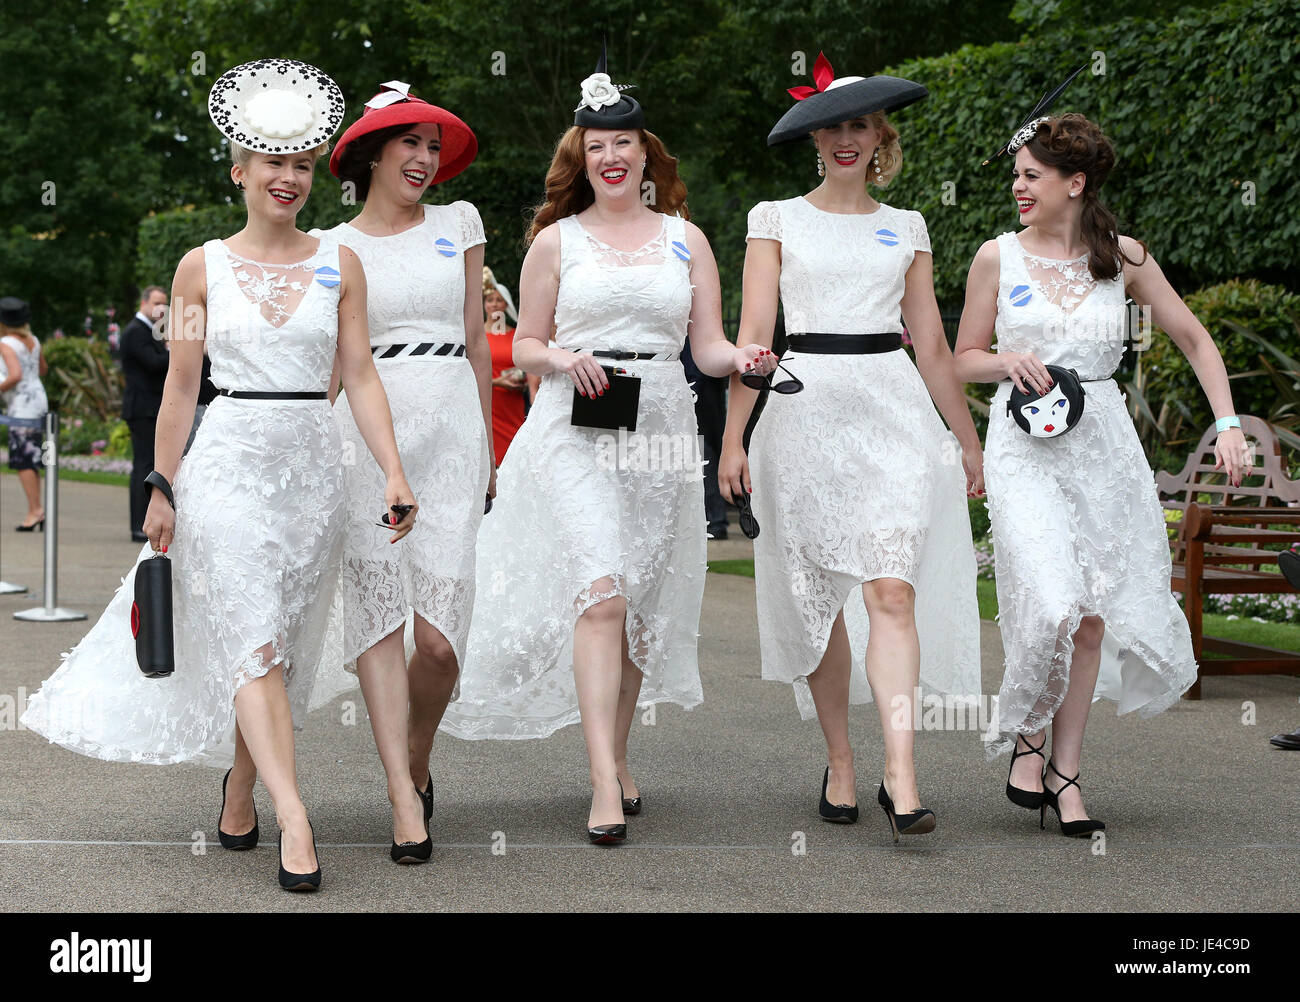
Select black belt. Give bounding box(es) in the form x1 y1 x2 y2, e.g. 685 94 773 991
218 389 327 400
786 333 901 354
372 342 466 359
577 348 681 361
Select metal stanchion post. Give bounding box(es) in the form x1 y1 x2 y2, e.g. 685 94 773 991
14 411 86 622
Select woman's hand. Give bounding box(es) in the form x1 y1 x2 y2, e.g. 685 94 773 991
142 492 175 553
1214 427 1250 488
718 440 751 504
383 475 418 543
962 444 986 498
734 344 777 379
487 466 498 502
1000 351 1053 396
553 349 609 398
491 370 526 391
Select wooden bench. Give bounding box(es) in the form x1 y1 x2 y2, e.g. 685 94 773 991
1155 416 1300 698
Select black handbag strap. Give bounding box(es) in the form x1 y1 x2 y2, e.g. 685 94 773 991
144 470 176 510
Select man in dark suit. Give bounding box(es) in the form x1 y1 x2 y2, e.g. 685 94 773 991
120 286 169 541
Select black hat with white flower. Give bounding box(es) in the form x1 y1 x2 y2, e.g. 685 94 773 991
573 39 644 130
208 58 346 154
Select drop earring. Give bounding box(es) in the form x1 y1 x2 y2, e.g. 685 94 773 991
816 151 825 177
369 160 379 170
873 147 882 181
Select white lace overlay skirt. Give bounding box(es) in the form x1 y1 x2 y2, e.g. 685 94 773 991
329 357 490 676
749 349 982 719
441 365 706 740
983 379 1196 757
21 396 348 767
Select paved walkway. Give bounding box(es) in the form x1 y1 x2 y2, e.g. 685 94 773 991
1 472 1297 911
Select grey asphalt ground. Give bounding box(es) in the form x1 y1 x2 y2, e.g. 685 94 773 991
1 471 1297 912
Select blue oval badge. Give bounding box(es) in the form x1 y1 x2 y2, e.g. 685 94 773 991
314 266 341 288
1009 284 1033 307
671 240 690 262
435 237 457 258
875 228 899 246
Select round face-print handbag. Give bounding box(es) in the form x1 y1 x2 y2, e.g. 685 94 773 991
1007 365 1086 439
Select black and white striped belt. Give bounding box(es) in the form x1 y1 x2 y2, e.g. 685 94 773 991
372 342 466 359
218 389 327 400
573 347 681 361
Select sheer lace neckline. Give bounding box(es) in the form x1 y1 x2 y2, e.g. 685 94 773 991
218 240 324 328
574 214 668 267
798 196 884 217
220 239 321 269
1014 234 1089 263
340 209 428 239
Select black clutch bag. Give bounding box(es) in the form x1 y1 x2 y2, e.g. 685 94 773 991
571 365 641 432
1007 365 1086 439
132 553 174 678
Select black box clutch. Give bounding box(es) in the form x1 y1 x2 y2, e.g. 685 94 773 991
132 553 175 678
571 365 641 432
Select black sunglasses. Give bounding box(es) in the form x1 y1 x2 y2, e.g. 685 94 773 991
733 490 760 539
741 361 803 394
375 503 414 530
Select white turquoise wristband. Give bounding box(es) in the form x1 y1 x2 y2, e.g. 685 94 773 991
1215 416 1242 432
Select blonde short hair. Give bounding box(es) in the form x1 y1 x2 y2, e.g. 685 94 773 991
230 142 330 168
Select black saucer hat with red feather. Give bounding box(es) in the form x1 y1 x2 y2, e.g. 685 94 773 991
208 58 345 154
573 38 644 130
767 52 927 146
329 81 478 185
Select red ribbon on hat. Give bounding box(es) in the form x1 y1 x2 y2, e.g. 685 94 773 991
787 52 834 101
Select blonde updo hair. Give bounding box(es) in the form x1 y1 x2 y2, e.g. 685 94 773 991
813 110 902 188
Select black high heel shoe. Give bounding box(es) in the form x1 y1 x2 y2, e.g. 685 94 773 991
278 822 321 892
217 768 259 850
818 766 858 824
1040 760 1106 838
877 783 936 843
415 775 433 823
1006 733 1046 810
391 788 433 864
622 786 643 816
15 518 44 532
587 779 627 845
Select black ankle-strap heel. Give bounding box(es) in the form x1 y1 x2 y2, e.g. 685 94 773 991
1040 760 1106 838
1006 733 1046 810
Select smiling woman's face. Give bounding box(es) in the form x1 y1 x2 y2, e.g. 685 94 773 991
583 129 643 201
1011 146 1084 224
373 123 442 204
813 117 881 176
232 150 317 217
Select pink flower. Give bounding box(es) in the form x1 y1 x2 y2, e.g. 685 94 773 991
91 439 107 452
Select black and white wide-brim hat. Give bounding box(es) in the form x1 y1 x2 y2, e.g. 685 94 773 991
767 52 927 146
208 58 345 154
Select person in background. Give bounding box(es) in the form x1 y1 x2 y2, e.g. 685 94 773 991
0 296 49 531
483 266 527 462
1271 546 1300 750
120 286 169 542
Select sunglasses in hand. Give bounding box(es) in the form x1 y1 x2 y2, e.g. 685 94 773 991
376 503 415 530
732 490 760 539
740 360 803 394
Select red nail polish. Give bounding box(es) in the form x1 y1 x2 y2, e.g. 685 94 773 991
162 545 167 553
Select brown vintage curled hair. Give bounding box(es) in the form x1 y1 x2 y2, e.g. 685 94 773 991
1023 113 1146 282
525 127 689 246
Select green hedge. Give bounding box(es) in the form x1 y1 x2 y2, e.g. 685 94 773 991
880 0 1299 309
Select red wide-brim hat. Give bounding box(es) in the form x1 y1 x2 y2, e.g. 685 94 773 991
329 80 477 185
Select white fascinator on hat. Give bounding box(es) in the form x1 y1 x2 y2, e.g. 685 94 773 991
208 58 345 154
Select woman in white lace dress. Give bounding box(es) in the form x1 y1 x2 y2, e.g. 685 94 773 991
21 60 417 890
955 112 1249 835
440 52 774 843
310 81 490 864
0 297 49 530
720 55 984 840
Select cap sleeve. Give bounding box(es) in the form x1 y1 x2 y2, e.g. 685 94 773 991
746 201 782 242
907 209 931 254
455 200 486 250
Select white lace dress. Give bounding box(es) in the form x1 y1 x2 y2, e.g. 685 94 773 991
440 212 705 739
982 231 1197 756
316 202 491 675
746 197 982 718
20 239 350 766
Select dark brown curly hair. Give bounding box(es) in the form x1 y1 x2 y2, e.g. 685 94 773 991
1022 113 1147 282
525 127 689 246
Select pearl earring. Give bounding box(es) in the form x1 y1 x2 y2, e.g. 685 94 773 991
816 151 825 177
873 147 882 180
369 160 379 170
1069 191 1078 198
